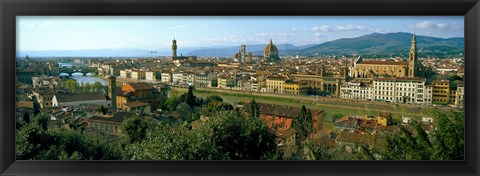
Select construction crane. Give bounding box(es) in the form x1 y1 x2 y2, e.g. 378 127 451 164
149 51 157 58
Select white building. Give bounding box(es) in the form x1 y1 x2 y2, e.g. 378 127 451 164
186 73 195 86
145 71 156 81
120 70 131 79
373 77 426 105
131 70 146 80
424 84 433 105
340 82 373 100
52 92 110 108
161 73 171 84
455 85 464 108
172 73 184 86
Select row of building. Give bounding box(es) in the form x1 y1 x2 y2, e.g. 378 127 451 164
339 78 464 107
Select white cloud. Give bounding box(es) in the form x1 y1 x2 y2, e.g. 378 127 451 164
415 21 462 31
311 25 367 32
415 21 435 29
311 25 330 32
336 25 366 31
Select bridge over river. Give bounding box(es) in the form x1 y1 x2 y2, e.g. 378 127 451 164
59 67 98 76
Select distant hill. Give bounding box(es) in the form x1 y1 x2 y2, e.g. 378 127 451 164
290 32 464 58
17 47 211 58
18 32 463 58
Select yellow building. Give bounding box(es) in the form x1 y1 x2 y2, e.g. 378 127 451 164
432 80 450 105
284 80 308 95
266 75 287 93
217 75 233 89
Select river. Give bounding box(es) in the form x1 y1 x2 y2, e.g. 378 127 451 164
58 63 107 85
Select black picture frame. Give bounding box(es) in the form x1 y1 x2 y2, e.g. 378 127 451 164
1 0 479 176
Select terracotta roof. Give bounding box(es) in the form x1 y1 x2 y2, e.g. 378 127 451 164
55 92 106 102
358 60 408 65
127 83 153 91
264 39 279 54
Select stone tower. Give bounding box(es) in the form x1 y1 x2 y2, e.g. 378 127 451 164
172 38 177 57
108 75 117 112
240 44 246 63
408 33 418 78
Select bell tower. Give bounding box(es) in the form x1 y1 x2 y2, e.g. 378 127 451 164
408 33 417 78
172 38 177 57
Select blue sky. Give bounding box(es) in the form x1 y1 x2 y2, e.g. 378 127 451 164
17 16 464 51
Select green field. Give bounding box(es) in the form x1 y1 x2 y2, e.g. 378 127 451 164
173 88 445 124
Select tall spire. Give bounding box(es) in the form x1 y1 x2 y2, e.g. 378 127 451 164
408 33 418 78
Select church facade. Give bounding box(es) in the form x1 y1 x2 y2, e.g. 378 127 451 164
350 33 421 79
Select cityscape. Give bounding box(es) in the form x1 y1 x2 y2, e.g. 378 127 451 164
15 16 464 160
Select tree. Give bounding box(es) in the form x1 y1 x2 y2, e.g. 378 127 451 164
204 95 223 105
83 82 91 93
164 93 187 112
66 80 78 93
92 81 103 92
292 105 313 144
121 116 150 144
66 117 86 131
23 112 30 123
176 102 193 121
205 101 233 116
34 113 49 130
184 86 196 107
16 118 122 160
248 99 260 118
124 111 279 160
99 105 107 115
381 111 464 160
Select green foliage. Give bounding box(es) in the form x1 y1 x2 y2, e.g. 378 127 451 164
121 116 150 144
292 105 313 144
83 82 91 93
91 81 103 92
204 101 234 116
23 112 30 123
176 102 193 121
125 111 278 160
184 86 197 107
204 95 223 105
164 93 187 112
248 99 260 118
381 111 464 160
34 113 49 130
65 80 78 93
16 120 121 160
431 111 464 160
